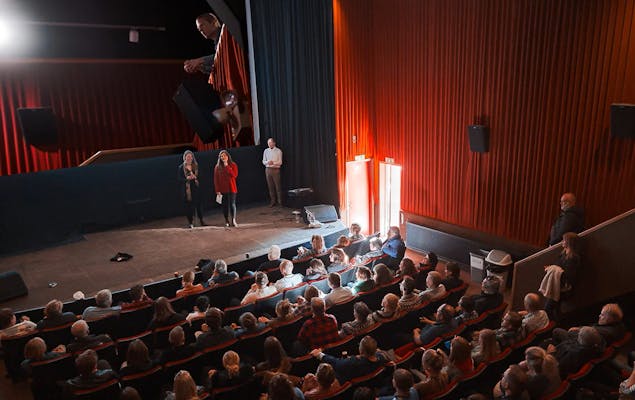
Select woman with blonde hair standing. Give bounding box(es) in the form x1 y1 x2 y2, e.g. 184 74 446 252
179 150 205 228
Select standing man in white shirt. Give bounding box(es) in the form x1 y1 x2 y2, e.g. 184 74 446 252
262 138 283 207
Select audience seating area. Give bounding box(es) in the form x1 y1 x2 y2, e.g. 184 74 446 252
1 230 632 400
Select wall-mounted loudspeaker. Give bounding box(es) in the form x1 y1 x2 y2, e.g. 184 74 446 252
610 104 635 138
173 79 224 143
17 107 58 149
468 125 489 153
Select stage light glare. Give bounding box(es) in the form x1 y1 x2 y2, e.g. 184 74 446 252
0 18 14 47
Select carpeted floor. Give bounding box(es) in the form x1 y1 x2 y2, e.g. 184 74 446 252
0 204 346 312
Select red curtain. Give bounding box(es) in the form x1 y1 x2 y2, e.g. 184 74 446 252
334 0 635 246
0 60 195 175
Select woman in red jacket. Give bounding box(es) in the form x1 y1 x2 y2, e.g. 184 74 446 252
214 150 239 227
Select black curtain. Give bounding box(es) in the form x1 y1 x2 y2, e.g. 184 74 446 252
250 0 338 208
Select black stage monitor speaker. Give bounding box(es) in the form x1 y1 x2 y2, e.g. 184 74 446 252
611 104 635 138
468 125 489 153
303 204 339 223
17 107 58 148
173 79 224 143
0 271 28 302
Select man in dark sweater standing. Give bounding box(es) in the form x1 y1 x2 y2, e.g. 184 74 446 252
548 192 584 246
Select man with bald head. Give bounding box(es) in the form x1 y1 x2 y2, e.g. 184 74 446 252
67 320 112 354
520 292 550 334
548 192 584 246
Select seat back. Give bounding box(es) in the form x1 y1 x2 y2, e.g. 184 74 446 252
70 378 121 400
234 327 273 362
308 381 353 400
223 302 256 325
116 331 153 362
255 292 284 317
39 321 76 350
120 365 164 400
309 278 330 294
272 316 305 348
87 315 119 339
163 352 204 385
117 305 154 338
282 283 308 303
349 365 391 389
326 299 355 325
339 267 357 287
200 339 239 368
445 282 468 306
323 335 358 357
290 354 320 377
153 320 189 349
210 379 257 400
30 353 76 400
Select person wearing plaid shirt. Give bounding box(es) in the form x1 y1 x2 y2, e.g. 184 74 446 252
297 298 339 350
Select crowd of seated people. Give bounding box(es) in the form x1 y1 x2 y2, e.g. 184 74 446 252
3 225 632 400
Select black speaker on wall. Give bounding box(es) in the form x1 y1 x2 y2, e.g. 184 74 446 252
610 104 635 138
173 79 224 143
303 204 339 224
0 271 28 302
468 125 489 153
17 107 58 148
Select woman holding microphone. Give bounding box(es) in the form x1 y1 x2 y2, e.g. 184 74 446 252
214 150 239 227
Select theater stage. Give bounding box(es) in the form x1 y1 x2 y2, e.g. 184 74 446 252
0 204 346 312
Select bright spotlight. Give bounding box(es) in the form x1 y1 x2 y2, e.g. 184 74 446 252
0 19 13 47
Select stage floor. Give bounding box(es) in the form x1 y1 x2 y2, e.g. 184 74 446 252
0 204 346 312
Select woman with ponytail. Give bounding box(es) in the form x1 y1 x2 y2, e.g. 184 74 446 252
207 350 254 389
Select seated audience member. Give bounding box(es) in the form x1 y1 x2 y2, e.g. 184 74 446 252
120 284 153 311
471 275 503 314
324 273 354 307
519 293 550 334
294 285 322 316
396 257 418 279
82 289 121 322
420 251 439 271
36 299 77 330
297 298 339 351
371 293 400 323
260 299 297 329
304 258 328 281
234 312 267 337
176 270 204 297
443 336 474 381
379 368 418 400
311 335 387 383
65 349 117 390
331 235 351 250
414 304 455 345
551 326 604 379
267 373 305 400
349 223 366 241
441 262 463 291
454 295 478 325
381 226 406 269
186 295 210 323
552 303 625 346
398 276 423 313
349 266 375 294
413 349 449 398
327 248 349 274
472 329 501 365
295 234 327 260
340 302 375 337
208 259 239 285
496 311 525 349
359 237 384 265
241 272 278 304
207 350 254 389
354 387 376 400
119 339 154 376
419 271 447 302
147 297 186 330
67 320 113 353
518 346 561 399
195 307 235 349
492 364 530 400
373 263 395 286
256 336 292 383
302 362 341 398
0 308 36 339
165 370 204 400
119 387 142 400
274 260 304 291
21 337 66 374
258 245 284 271
158 326 197 365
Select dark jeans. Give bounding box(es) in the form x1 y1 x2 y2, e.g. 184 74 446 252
221 192 237 223
185 198 203 225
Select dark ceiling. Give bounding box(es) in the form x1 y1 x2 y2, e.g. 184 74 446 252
2 0 245 59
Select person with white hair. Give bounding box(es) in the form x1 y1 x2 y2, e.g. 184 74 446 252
273 260 304 291
257 245 284 272
67 320 113 353
82 289 121 322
